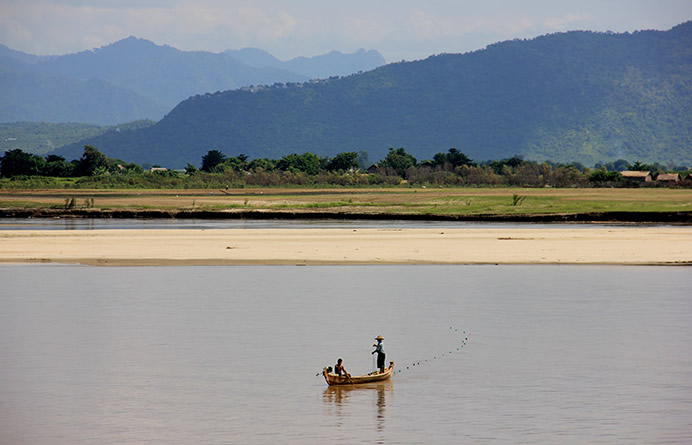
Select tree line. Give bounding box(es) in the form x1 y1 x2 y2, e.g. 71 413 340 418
0 146 141 178
1 145 690 188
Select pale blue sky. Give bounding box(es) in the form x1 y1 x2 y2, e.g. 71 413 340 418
1 0 691 61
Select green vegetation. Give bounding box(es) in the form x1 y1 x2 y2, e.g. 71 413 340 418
0 122 103 155
1 188 689 218
512 194 527 206
380 148 418 178
1 146 690 191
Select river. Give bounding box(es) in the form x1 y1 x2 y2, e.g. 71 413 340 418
1 263 690 444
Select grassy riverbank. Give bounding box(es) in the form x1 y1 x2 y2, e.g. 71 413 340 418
1 187 690 221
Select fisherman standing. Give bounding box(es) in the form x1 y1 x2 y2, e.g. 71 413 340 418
372 335 385 374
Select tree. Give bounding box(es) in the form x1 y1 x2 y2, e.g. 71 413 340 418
597 159 629 172
74 145 108 176
432 148 473 169
201 149 226 172
488 156 524 175
185 163 198 175
589 169 621 183
548 166 585 187
248 158 275 171
276 152 323 175
0 149 46 177
612 159 629 171
44 154 74 177
222 154 249 172
107 159 143 174
627 160 655 171
380 147 417 178
447 148 473 167
327 152 359 172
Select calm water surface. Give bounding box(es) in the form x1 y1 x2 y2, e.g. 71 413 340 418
0 217 621 231
1 265 691 444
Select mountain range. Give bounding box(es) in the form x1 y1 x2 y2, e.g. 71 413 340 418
56 22 692 168
0 38 386 125
224 47 387 80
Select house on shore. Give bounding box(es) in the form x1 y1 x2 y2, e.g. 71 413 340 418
656 173 680 185
620 170 652 183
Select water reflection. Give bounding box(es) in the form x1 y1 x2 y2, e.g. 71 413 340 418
323 380 393 438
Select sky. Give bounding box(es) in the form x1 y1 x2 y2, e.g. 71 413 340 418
1 0 691 62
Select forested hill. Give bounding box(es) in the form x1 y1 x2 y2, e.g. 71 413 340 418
59 22 692 168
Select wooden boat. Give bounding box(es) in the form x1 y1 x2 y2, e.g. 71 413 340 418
322 361 394 386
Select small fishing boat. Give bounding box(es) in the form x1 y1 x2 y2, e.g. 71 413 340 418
322 361 394 386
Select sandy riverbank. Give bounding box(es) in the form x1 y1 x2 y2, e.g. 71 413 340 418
0 227 690 266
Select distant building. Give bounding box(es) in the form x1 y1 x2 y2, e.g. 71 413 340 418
150 167 168 173
656 173 680 184
620 170 652 182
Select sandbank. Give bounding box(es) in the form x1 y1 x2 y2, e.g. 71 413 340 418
0 227 690 266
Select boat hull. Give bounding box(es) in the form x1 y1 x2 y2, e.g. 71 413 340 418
323 362 394 386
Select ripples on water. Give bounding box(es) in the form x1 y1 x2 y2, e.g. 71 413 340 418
1 264 691 444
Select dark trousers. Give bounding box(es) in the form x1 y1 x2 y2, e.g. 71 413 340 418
377 353 386 369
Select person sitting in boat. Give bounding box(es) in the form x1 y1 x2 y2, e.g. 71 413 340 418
334 358 350 378
372 335 386 374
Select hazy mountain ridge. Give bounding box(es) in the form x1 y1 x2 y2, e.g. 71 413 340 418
0 120 154 156
224 47 386 79
0 56 167 124
0 44 56 64
56 22 692 168
33 37 308 112
0 38 386 125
